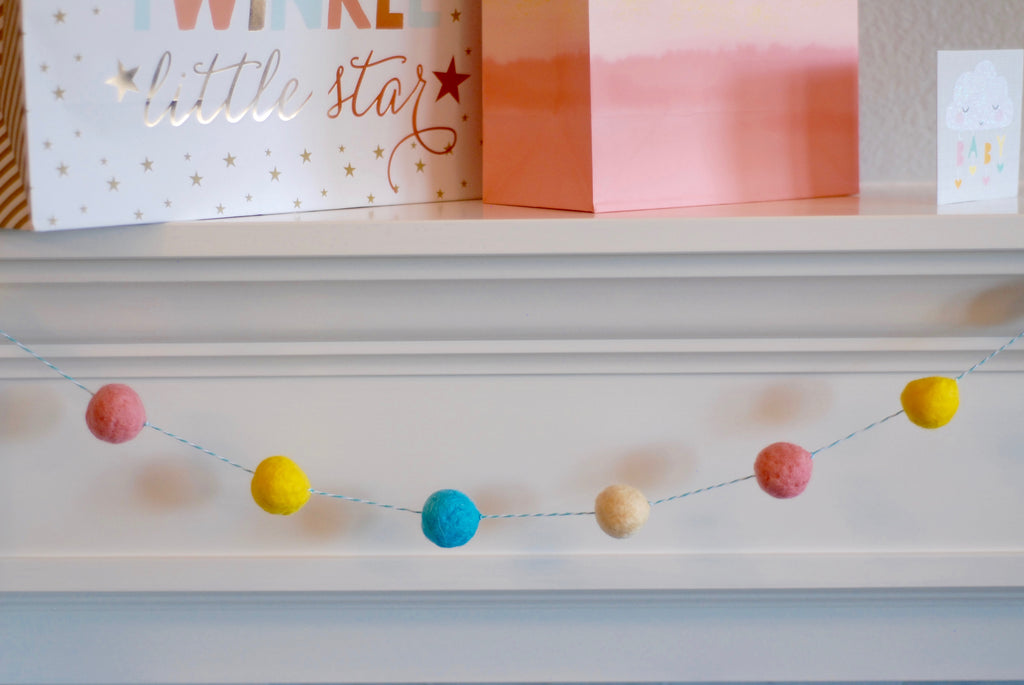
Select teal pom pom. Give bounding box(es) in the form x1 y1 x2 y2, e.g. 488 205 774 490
421 489 480 548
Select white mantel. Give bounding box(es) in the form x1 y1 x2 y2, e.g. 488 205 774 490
2 186 1024 683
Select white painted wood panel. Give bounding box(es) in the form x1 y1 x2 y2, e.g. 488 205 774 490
2 188 1024 682
3 590 1024 684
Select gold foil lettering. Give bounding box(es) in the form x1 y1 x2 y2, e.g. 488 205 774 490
248 0 267 30
250 49 282 121
144 49 311 127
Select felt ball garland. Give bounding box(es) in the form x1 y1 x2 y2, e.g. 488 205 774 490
594 484 651 538
754 442 813 499
85 383 147 444
421 489 481 548
900 376 960 429
251 456 312 515
1 327 1021 549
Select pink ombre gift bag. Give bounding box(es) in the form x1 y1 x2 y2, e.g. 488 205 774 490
483 0 858 213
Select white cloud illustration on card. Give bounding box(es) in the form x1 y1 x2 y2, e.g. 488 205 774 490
938 50 1023 204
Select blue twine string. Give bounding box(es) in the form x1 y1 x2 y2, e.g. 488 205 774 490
810 408 906 459
482 510 594 519
143 421 254 474
650 474 757 507
2 326 1023 519
0 329 94 395
957 328 1024 380
308 489 422 514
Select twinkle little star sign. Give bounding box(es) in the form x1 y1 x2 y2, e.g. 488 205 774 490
937 49 1023 204
0 0 481 230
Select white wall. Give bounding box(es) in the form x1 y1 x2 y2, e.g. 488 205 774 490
860 0 1024 182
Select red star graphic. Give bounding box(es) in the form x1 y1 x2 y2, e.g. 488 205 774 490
433 57 470 103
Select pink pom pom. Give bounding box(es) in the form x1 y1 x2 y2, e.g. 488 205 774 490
85 384 146 444
754 441 813 499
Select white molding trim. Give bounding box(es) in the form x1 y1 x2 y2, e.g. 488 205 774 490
1 337 1023 379
4 552 1024 593
4 585 1024 683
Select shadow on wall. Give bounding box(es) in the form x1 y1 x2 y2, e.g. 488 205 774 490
571 443 700 496
959 279 1024 327
0 383 66 443
710 379 834 436
133 458 220 511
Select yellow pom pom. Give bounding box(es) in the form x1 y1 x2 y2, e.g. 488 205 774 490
594 484 650 539
250 455 311 515
900 376 959 429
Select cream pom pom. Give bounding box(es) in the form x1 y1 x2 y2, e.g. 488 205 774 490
594 484 650 539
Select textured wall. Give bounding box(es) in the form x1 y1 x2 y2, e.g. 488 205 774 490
860 0 1024 182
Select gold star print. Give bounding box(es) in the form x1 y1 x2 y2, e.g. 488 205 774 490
40 63 49 73
299 149 312 163
74 130 82 138
74 54 82 63
190 172 203 186
134 210 144 220
107 177 120 191
184 153 191 161
265 149 272 157
80 205 88 213
321 189 328 197
93 7 100 15
269 167 282 181
141 157 154 172
245 194 253 202
367 194 375 203
293 198 302 208
100 158 108 166
436 189 445 199
48 216 58 227
451 8 461 21
53 86 66 101
53 10 67 23
415 160 425 172
337 144 346 153
164 199 172 208
43 140 52 150
216 204 226 215
344 163 355 176
56 162 69 176
224 153 237 167
105 61 139 102
373 146 385 159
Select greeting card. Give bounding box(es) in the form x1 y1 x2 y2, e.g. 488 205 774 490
0 0 481 230
937 49 1023 205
